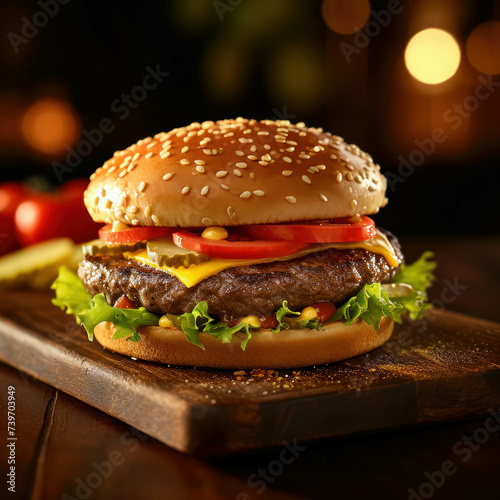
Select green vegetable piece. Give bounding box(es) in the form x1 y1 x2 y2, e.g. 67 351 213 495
147 236 210 268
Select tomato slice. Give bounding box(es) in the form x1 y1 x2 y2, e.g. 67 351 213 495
172 230 310 259
99 224 175 244
309 302 337 323
239 216 376 243
114 295 137 309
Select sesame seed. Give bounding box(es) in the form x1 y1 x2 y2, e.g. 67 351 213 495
127 163 136 172
299 154 310 160
224 132 234 137
119 170 127 178
216 170 228 177
132 153 141 161
131 219 140 226
262 154 272 162
119 162 129 169
253 190 265 196
145 152 154 159
146 141 157 149
221 184 229 190
285 196 297 204
354 175 363 184
128 206 138 214
302 175 311 184
181 186 191 195
250 145 257 152
286 140 297 146
235 150 244 156
313 146 323 152
247 155 258 161
299 131 307 136
201 186 209 196
286 147 295 152
258 161 269 166
212 149 218 155
275 135 286 141
317 164 326 170
320 193 328 202
180 159 190 165
107 166 116 174
282 170 293 176
196 165 206 173
264 144 271 150
181 146 189 153
233 169 242 177
203 149 212 155
238 138 248 143
152 215 160 225
308 166 319 173
257 131 269 136
350 200 358 209
194 160 205 165
346 172 354 181
235 162 247 169
336 173 342 182
240 191 251 199
124 156 132 161
138 181 146 193
250 172 255 179
145 206 151 217
227 206 235 218
202 217 214 226
283 156 292 163
160 152 170 159
163 173 174 181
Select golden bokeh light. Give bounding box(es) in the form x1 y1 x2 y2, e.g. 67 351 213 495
22 98 80 155
466 21 500 74
405 29 461 85
322 0 371 35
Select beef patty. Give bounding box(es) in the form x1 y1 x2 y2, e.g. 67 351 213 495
78 230 403 321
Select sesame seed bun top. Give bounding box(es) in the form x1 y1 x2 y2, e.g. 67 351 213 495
84 118 388 228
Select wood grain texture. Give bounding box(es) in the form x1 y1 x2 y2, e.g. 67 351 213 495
0 290 499 456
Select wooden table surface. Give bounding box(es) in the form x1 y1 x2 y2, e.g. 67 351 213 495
2 235 500 500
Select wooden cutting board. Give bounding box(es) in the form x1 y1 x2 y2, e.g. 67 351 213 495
0 289 499 456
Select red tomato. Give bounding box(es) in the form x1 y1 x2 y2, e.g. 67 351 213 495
99 224 175 244
310 302 337 323
15 194 100 246
0 181 28 218
258 313 279 329
114 296 136 309
239 216 376 243
172 230 310 260
0 214 19 256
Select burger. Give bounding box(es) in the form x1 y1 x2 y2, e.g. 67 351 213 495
52 118 434 369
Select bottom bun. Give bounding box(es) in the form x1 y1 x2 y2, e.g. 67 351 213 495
93 318 394 369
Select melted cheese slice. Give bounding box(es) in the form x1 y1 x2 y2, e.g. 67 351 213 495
123 230 399 288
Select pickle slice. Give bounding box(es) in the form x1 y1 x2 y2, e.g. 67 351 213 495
0 238 77 289
147 236 210 268
82 239 146 257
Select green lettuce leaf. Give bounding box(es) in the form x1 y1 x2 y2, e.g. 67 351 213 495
272 300 300 333
78 294 160 342
178 301 252 350
328 252 436 329
390 250 436 294
51 266 159 342
51 265 93 316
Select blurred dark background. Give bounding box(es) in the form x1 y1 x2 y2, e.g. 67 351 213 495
0 0 499 237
